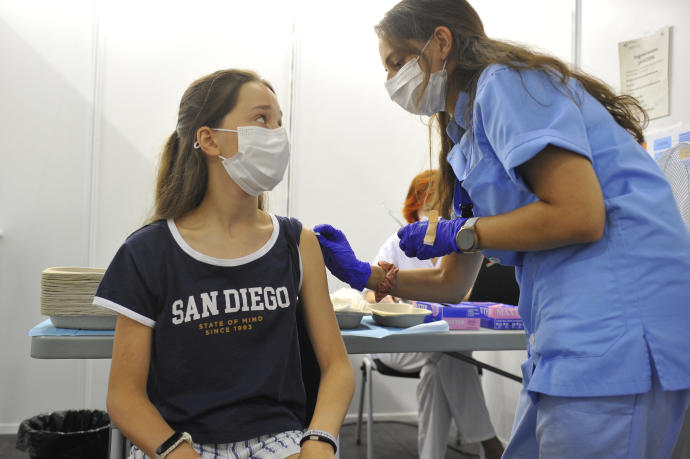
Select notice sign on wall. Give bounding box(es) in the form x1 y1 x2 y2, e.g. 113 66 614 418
618 26 671 120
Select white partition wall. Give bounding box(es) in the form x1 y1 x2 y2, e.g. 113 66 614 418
0 0 295 432
580 0 690 131
290 0 432 262
0 0 97 432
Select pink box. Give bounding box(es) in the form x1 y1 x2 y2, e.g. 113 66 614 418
478 303 521 319
444 317 481 330
417 302 483 329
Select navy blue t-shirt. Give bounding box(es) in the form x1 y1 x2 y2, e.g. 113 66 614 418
94 215 306 443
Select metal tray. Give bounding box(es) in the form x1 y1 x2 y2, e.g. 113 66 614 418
371 313 427 328
368 303 431 328
49 315 117 330
335 311 365 329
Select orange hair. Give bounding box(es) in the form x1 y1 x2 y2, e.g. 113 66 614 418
403 169 438 223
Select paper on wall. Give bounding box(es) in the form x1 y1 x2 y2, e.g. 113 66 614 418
618 26 671 120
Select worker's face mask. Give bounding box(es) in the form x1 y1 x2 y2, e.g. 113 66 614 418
385 38 447 116
210 126 290 196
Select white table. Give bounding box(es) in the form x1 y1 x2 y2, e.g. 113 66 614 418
30 328 526 359
30 327 526 459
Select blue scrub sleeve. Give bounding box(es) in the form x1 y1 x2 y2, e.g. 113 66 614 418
473 67 593 185
94 243 159 327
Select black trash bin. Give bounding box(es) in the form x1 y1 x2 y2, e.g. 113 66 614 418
16 409 110 459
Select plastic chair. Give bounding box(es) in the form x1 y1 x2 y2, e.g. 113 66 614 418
355 355 422 459
108 425 126 459
354 259 519 459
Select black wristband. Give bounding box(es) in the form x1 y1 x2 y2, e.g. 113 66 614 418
155 431 192 458
300 429 337 454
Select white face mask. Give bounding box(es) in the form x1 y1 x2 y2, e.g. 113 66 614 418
384 38 447 116
208 126 290 196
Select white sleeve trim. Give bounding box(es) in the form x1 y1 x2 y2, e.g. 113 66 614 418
298 250 303 292
93 296 156 328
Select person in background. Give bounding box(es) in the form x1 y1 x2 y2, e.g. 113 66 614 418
95 69 354 459
315 0 690 457
364 169 504 459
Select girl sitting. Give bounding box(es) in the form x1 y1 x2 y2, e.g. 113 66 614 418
95 69 354 459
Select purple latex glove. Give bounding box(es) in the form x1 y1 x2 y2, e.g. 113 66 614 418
313 224 372 291
397 217 468 260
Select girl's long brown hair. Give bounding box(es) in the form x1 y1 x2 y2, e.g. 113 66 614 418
376 0 648 218
151 69 273 222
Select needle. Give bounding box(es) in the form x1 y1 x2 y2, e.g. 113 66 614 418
381 203 405 228
313 202 404 237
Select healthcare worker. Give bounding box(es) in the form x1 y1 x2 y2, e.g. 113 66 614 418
314 0 690 457
364 170 504 459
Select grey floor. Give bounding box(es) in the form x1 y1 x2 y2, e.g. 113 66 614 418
1 421 479 459
1 433 27 459
339 421 480 459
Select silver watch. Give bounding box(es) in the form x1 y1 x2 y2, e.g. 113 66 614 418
455 217 480 253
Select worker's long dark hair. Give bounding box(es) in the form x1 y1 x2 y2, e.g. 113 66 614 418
376 0 648 218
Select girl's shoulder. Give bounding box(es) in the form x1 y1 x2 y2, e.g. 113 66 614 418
120 219 172 257
125 219 168 242
273 214 303 245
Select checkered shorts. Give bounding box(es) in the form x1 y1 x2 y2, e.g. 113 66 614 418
129 430 303 459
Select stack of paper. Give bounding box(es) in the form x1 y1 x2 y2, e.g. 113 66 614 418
40 267 115 329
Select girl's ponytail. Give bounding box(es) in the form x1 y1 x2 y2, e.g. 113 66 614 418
152 131 181 222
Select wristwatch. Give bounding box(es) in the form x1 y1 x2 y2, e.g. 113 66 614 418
455 217 480 253
155 431 193 459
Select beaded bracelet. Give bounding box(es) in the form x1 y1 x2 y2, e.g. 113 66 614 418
300 429 337 454
374 261 399 302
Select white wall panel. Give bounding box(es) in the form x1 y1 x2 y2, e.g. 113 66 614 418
95 0 296 266
0 0 296 432
581 0 690 131
474 0 574 64
290 0 430 276
0 0 96 432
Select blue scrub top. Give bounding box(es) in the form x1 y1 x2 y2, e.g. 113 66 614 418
447 64 690 397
